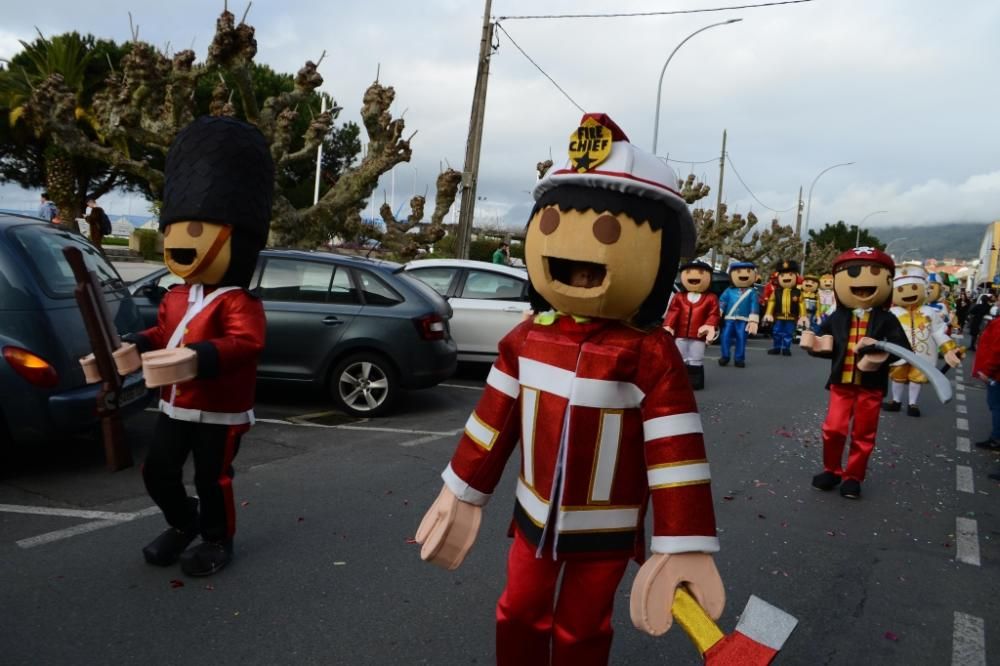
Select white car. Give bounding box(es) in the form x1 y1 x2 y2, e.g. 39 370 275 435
405 259 531 362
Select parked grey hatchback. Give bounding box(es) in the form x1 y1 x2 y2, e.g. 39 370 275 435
0 214 151 446
130 249 457 417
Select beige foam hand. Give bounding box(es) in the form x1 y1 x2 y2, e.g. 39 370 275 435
746 321 759 336
415 485 482 571
944 349 962 368
630 552 724 636
698 325 718 342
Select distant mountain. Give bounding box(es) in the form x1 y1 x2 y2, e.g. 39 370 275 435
870 223 989 260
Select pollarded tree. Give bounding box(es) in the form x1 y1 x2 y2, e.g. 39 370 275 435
376 168 462 260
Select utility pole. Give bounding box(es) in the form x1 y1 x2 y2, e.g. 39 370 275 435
709 129 726 268
455 0 494 259
794 185 803 237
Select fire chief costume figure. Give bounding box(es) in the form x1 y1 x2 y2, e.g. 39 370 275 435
665 260 720 390
885 263 961 417
718 261 760 368
125 117 272 576
800 247 910 499
763 259 809 356
416 114 723 666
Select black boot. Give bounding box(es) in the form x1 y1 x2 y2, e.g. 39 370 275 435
811 471 841 491
882 400 902 412
690 365 705 390
143 527 198 566
718 357 729 367
782 348 792 356
906 405 921 417
180 540 233 577
767 348 781 355
840 479 862 499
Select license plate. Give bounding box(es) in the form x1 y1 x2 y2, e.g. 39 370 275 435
119 381 148 406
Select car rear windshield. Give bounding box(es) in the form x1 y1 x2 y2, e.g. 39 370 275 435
8 224 122 298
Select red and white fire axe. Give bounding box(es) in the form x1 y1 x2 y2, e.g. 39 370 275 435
672 587 798 665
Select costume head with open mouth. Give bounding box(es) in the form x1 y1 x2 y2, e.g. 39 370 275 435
159 116 274 287
679 260 713 294
831 246 895 310
802 274 819 295
926 273 943 303
891 261 928 309
774 259 800 289
728 261 757 288
525 114 694 328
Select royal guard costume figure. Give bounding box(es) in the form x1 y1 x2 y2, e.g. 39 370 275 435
801 274 821 333
415 114 723 665
800 247 910 499
763 259 809 355
124 117 272 576
885 263 961 416
817 273 836 321
664 260 720 390
718 261 760 367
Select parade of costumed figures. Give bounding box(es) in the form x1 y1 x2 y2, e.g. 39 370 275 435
817 273 836 322
116 116 273 576
718 261 760 368
800 247 911 500
925 273 954 332
763 259 809 356
665 260 720 390
885 263 962 417
415 113 726 665
800 274 821 333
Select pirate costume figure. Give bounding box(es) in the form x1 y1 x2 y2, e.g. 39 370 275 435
763 259 809 355
665 260 720 390
416 114 723 666
718 261 760 367
127 117 272 576
885 263 961 416
800 247 910 499
801 274 821 333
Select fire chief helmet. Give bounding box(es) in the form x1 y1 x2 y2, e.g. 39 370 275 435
160 116 274 288
526 113 696 329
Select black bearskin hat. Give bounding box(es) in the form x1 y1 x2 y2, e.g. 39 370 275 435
160 116 274 247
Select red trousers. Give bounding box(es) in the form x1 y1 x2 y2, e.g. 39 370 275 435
496 529 629 666
821 384 882 481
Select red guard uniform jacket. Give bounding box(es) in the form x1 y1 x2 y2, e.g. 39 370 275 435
664 292 721 339
443 315 719 560
138 284 266 425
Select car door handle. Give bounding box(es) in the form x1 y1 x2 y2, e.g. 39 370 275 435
502 306 523 312
322 316 344 326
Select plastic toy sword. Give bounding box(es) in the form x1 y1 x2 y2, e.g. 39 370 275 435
857 341 953 404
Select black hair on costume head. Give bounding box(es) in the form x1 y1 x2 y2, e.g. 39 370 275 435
525 185 682 330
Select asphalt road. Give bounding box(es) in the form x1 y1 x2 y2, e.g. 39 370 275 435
1 338 996 665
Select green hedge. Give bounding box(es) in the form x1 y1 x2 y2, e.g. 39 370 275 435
102 237 129 246
133 229 160 260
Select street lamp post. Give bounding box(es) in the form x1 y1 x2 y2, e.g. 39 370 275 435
651 18 742 154
883 236 908 260
801 161 855 265
855 209 888 246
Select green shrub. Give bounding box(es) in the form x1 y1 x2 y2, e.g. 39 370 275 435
102 237 129 246
133 229 160 260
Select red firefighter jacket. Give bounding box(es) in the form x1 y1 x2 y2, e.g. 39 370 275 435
664 292 721 339
443 315 719 560
137 284 265 424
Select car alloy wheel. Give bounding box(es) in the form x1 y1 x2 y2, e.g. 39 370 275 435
331 353 398 417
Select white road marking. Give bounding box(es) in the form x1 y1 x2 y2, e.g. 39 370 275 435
957 436 971 453
952 612 986 666
957 393 966 402
956 466 974 494
957 418 969 431
0 504 135 521
256 417 458 436
956 404 968 414
399 432 457 447
438 383 486 391
955 517 981 566
16 506 161 549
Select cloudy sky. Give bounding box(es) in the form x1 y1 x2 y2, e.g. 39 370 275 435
2 0 999 236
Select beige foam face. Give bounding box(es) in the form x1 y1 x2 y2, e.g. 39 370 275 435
729 268 756 288
777 272 797 288
833 263 893 309
893 281 927 308
163 221 233 285
525 206 662 321
681 268 711 293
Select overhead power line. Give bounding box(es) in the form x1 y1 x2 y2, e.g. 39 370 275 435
494 23 585 113
498 0 815 21
725 153 797 213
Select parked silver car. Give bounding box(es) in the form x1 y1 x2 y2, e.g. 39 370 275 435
404 259 532 363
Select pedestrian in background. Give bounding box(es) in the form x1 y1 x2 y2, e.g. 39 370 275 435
492 241 510 265
956 291 971 331
968 294 992 350
971 317 1000 480
85 198 109 252
38 192 58 222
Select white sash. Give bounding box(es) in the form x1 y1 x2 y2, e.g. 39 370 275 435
725 288 753 319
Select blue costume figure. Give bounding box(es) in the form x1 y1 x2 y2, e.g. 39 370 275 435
718 261 760 367
764 259 809 356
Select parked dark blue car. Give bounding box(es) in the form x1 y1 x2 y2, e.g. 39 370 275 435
0 214 151 446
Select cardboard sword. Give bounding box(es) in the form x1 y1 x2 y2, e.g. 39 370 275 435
857 340 952 404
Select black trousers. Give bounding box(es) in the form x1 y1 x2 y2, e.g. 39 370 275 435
143 413 247 542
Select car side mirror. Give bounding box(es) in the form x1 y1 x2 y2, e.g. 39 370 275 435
139 284 167 301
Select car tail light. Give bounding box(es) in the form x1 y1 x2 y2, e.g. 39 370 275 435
414 313 446 341
2 346 59 388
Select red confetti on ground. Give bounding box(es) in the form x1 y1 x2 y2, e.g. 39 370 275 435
385 490 393 495
297 517 305 523
169 579 185 588
204 584 215 591
826 531 836 537
405 537 418 544
774 428 794 438
884 631 899 642
241 501 250 507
